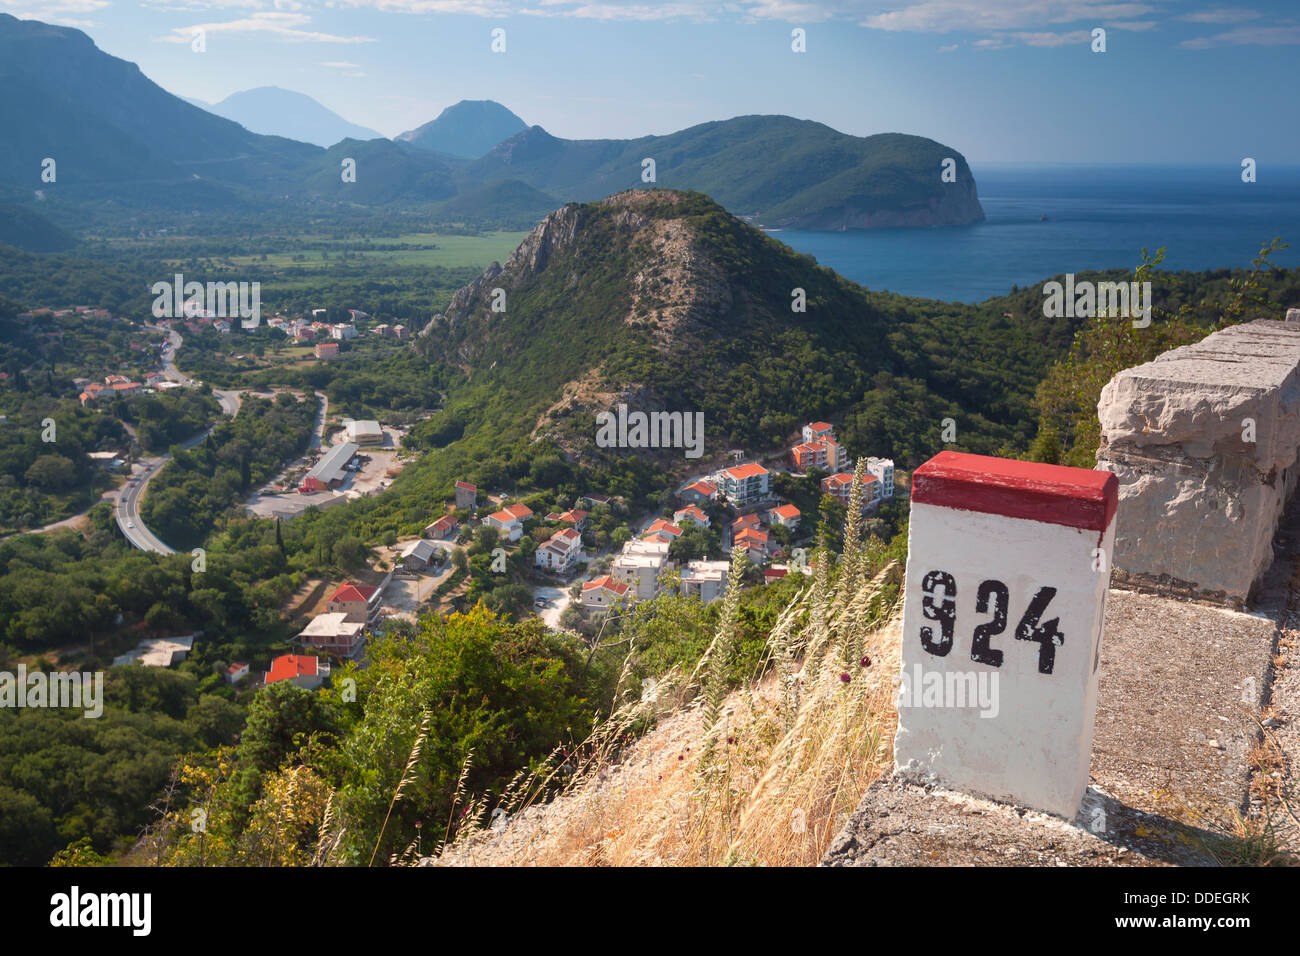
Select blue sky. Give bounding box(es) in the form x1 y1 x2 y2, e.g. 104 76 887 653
7 0 1300 162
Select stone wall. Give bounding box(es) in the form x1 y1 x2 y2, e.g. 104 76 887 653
1096 319 1300 603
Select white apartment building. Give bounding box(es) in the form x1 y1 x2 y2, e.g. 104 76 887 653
865 457 895 500
680 560 730 604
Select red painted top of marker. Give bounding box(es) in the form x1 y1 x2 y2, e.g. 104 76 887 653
911 451 1118 534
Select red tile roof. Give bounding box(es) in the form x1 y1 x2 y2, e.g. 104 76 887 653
503 503 533 519
455 481 476 490
645 519 682 537
769 504 801 519
328 583 378 604
808 421 833 431
583 575 629 595
682 480 716 496
722 463 768 480
266 654 322 683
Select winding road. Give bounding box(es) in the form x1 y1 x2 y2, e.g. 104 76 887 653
115 327 321 554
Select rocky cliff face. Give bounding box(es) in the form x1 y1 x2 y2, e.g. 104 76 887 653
1096 319 1300 602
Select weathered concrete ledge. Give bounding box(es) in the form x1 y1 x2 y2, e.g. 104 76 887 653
822 588 1279 866
1097 319 1300 603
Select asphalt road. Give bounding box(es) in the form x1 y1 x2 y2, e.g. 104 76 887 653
117 326 241 554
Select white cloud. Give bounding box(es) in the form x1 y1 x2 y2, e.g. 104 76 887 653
938 42 958 50
321 59 362 66
159 11 378 42
859 1 1154 34
1179 7 1262 24
1 0 108 21
1181 23 1300 47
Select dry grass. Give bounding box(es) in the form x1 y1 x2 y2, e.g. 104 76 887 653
434 465 903 867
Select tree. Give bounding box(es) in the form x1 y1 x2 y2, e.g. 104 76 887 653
24 454 77 490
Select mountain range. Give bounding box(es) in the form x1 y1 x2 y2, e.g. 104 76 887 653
0 13 984 233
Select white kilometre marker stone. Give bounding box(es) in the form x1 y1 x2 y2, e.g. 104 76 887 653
893 451 1118 819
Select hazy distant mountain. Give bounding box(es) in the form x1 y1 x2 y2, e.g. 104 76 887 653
207 87 384 148
397 100 528 159
0 13 318 201
458 118 985 229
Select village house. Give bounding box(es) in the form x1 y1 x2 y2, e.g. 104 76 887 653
821 471 881 510
535 527 583 571
789 438 846 472
556 509 588 529
767 503 801 530
330 323 358 340
579 492 611 508
484 503 533 542
865 456 896 499
298 613 367 659
731 527 770 564
226 662 249 684
642 518 683 542
400 539 441 571
673 503 710 527
717 463 770 506
680 560 731 603
315 342 339 360
324 582 381 623
581 575 630 609
266 654 330 690
677 480 717 506
454 481 477 510
612 538 673 601
424 514 459 539
802 421 835 443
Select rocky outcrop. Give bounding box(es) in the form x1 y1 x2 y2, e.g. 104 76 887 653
1096 319 1300 602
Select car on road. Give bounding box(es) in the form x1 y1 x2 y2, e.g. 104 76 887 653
126 521 135 529
534 599 549 608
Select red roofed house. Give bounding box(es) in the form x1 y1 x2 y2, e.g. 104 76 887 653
789 438 845 473
226 661 250 684
535 527 583 571
732 527 770 564
581 575 630 609
315 342 339 360
424 514 459 539
643 518 682 541
557 509 588 530
821 472 879 511
265 654 330 690
454 481 477 510
802 422 835 443
678 480 717 506
717 463 770 506
485 502 533 542
764 567 789 585
767 504 801 530
673 504 709 527
325 582 381 623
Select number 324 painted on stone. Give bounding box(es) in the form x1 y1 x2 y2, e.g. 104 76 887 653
919 570 1064 675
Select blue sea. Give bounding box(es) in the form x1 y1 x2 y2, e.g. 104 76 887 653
773 164 1300 304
